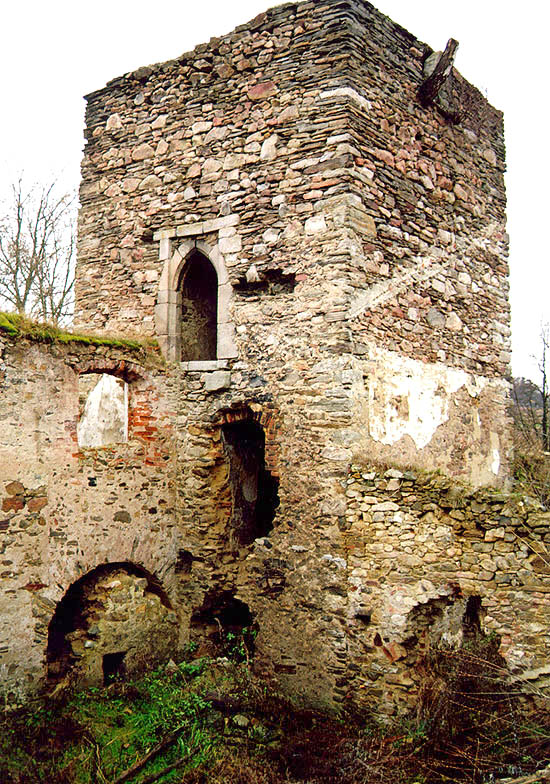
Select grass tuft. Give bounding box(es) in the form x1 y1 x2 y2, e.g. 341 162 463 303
0 311 153 352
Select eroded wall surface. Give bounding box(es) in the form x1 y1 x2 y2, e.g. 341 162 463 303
1 333 546 714
74 0 511 487
0 335 179 702
342 467 550 715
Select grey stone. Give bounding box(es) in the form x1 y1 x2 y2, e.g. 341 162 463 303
204 371 231 391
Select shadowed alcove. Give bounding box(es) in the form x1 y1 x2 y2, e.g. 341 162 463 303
222 419 280 546
180 250 218 361
46 562 177 689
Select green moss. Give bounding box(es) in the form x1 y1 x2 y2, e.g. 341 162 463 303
0 312 21 335
0 311 154 353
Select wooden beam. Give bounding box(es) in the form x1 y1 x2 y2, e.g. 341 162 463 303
418 38 459 108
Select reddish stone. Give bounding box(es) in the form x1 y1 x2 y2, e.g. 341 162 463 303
2 497 25 512
27 497 48 512
247 81 278 101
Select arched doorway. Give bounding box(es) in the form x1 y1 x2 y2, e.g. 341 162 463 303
46 562 178 688
180 250 218 361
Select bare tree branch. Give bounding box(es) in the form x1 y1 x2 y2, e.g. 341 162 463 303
0 177 75 324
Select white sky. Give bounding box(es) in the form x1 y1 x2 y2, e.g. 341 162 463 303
1 1 547 381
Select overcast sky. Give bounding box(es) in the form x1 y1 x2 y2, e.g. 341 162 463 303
1 1 546 381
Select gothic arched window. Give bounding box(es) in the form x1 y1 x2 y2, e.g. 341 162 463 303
179 250 218 362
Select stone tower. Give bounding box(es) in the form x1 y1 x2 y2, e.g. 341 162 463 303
76 0 511 488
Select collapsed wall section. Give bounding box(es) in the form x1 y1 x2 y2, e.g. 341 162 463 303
342 466 550 715
0 332 179 703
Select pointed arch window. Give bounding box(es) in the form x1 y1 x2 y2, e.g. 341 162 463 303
155 237 238 364
180 250 218 362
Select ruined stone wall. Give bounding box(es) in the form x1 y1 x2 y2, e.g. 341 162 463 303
343 2 509 378
342 466 550 716
0 0 518 713
0 333 180 702
2 328 546 713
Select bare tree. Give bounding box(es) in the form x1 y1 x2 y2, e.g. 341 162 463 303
0 178 75 324
512 325 550 453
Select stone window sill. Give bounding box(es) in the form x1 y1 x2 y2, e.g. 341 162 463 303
181 360 229 371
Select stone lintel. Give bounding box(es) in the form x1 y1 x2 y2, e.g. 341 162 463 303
153 214 239 243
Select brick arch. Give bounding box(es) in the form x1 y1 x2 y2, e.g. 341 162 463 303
71 358 147 382
213 401 281 478
155 238 237 362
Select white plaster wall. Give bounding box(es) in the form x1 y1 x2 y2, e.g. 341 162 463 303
77 374 128 447
356 345 510 484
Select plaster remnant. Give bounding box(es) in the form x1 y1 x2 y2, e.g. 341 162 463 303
77 374 128 448
366 348 486 449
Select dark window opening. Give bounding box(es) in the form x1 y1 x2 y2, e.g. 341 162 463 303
234 269 296 297
222 420 279 546
190 591 257 661
355 612 372 626
103 652 126 685
180 251 218 361
463 595 483 640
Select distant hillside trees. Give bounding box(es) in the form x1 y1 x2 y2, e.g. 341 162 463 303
0 178 75 325
512 326 550 453
511 327 550 505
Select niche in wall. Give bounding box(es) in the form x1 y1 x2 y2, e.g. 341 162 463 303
222 419 279 546
190 590 257 661
77 373 128 447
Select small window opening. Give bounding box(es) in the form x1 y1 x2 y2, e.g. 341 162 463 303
222 420 279 546
355 612 372 626
77 373 128 447
463 595 483 641
190 591 257 661
180 251 218 361
103 652 126 684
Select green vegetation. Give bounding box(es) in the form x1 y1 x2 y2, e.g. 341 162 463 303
2 640 550 784
1 658 219 784
0 311 153 352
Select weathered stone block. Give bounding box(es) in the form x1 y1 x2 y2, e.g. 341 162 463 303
204 371 231 391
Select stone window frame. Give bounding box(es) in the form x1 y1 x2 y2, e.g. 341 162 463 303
154 223 238 365
71 360 148 450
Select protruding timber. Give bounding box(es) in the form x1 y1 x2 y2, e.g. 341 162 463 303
418 38 459 107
